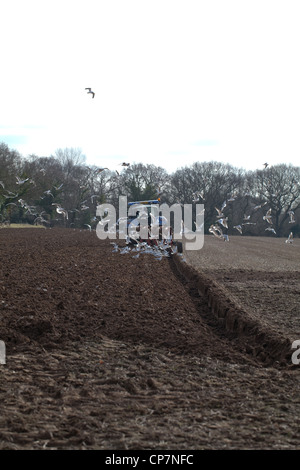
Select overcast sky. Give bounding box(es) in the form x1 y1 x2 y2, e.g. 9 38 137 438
1 0 300 174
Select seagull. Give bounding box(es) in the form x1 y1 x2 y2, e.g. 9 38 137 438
194 221 204 232
233 225 243 234
4 191 18 199
285 232 293 244
52 203 68 219
220 200 227 212
209 224 223 239
253 202 267 211
218 217 228 229
16 176 29 185
85 88 95 98
265 227 276 234
263 162 269 168
44 190 54 198
110 242 119 253
288 210 295 224
215 207 224 218
227 192 237 202
263 208 272 224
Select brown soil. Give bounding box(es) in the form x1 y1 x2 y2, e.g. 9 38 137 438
0 228 300 450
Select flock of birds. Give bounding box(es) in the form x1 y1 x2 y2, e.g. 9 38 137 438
0 146 298 254
206 197 296 244
188 163 297 246
0 160 133 227
110 237 180 261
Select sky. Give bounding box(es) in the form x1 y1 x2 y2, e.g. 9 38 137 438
1 0 300 174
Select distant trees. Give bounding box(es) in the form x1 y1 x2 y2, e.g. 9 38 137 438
0 141 299 237
246 164 300 236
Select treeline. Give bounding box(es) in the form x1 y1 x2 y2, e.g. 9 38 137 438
0 142 299 237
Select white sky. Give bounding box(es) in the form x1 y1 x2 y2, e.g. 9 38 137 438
1 0 300 174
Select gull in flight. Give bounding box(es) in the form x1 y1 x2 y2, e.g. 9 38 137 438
218 217 228 229
52 203 68 219
227 192 237 202
209 224 224 239
265 227 276 234
233 225 243 234
110 242 120 253
44 189 54 198
285 232 293 244
16 176 29 185
288 210 295 224
194 221 204 232
85 88 95 98
215 207 224 218
253 201 267 211
263 208 272 224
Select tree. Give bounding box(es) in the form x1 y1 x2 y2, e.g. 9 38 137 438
248 164 300 236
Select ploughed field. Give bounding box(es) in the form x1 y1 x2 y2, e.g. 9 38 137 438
0 228 300 450
184 235 300 341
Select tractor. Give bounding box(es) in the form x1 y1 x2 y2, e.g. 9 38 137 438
124 199 183 253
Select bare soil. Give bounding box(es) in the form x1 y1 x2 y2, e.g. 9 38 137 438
0 228 300 450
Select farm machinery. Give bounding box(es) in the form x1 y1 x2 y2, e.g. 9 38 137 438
124 199 183 254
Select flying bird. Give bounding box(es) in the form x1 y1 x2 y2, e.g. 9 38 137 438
263 208 272 224
288 210 295 224
209 224 224 239
265 227 276 234
285 232 293 244
16 176 29 185
215 207 224 218
253 201 267 211
52 203 68 219
218 217 228 229
233 225 243 234
85 88 95 98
